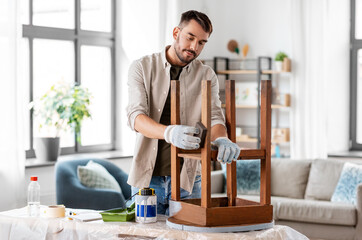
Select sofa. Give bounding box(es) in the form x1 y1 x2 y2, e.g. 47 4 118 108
211 158 362 240
55 158 132 210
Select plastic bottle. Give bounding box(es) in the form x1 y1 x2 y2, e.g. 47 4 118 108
27 176 40 217
135 188 157 223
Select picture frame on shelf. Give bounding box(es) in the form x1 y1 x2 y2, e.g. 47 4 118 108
272 128 290 143
235 82 258 106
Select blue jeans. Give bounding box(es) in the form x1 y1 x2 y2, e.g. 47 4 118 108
132 175 201 216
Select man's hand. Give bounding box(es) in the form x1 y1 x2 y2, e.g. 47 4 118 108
211 137 241 164
164 125 201 150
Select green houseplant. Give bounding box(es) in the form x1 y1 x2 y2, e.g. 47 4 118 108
275 52 288 62
30 81 92 161
274 52 288 71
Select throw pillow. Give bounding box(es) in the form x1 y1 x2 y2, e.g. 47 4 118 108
331 162 362 205
222 160 260 195
304 159 344 200
77 160 122 193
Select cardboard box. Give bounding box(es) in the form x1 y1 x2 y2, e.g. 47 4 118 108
272 128 290 143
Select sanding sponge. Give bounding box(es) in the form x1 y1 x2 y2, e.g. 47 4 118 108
194 122 207 148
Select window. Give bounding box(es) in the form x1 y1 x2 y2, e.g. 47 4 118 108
351 0 362 150
21 0 116 158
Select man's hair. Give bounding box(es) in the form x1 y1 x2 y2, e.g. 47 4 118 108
179 10 213 35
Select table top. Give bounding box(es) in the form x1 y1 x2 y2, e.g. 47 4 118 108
0 207 308 240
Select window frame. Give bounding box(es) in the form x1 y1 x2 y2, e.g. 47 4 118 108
350 0 362 150
24 0 116 158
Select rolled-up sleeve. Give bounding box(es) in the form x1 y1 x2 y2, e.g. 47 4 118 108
126 60 149 131
210 71 226 128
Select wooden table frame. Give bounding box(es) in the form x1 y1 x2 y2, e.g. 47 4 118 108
168 79 273 227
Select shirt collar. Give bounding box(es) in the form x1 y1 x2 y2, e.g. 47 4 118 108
162 45 193 73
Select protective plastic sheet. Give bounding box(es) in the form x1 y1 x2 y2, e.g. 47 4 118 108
0 207 308 240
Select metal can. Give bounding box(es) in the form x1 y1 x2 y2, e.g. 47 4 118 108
135 188 157 223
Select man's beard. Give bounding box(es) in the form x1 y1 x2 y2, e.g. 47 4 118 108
174 37 197 64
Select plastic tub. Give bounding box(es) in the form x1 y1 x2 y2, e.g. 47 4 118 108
100 202 135 222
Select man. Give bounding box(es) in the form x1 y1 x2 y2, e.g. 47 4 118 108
126 10 240 215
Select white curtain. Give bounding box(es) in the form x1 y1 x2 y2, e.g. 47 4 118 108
0 0 26 211
290 0 349 159
116 0 178 153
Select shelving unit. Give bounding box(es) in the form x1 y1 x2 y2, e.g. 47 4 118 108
212 56 291 158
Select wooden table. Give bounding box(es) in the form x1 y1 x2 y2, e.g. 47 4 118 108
0 207 308 240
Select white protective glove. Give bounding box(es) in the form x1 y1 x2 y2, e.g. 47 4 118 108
164 125 201 150
211 137 241 164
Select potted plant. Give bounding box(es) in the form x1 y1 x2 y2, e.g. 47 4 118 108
274 51 288 71
29 81 92 161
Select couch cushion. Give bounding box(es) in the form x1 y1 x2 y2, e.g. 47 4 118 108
210 192 356 226
237 195 295 220
211 193 294 221
211 170 224 194
305 159 344 201
271 159 311 199
277 198 356 226
221 160 260 195
77 160 122 192
331 162 362 205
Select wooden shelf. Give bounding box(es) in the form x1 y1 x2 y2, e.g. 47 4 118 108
236 136 257 143
217 70 290 75
271 104 290 109
262 70 290 74
178 149 266 161
236 136 289 144
177 153 203 160
272 140 290 145
217 70 257 74
222 104 290 109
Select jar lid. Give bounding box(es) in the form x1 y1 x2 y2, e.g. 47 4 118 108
139 187 154 196
30 176 38 181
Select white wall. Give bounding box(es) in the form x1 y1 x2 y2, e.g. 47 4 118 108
176 0 350 153
115 0 179 155
178 0 292 60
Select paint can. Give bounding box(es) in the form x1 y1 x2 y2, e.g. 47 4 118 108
135 188 157 223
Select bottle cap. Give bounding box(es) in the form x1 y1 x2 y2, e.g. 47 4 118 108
139 187 155 196
30 176 38 181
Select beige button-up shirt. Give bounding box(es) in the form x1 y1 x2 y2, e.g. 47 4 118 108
126 46 225 193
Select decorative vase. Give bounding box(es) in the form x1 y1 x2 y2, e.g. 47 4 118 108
275 61 283 71
34 137 60 162
282 57 292 72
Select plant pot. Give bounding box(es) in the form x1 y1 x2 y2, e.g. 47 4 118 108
34 137 60 162
275 61 283 71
